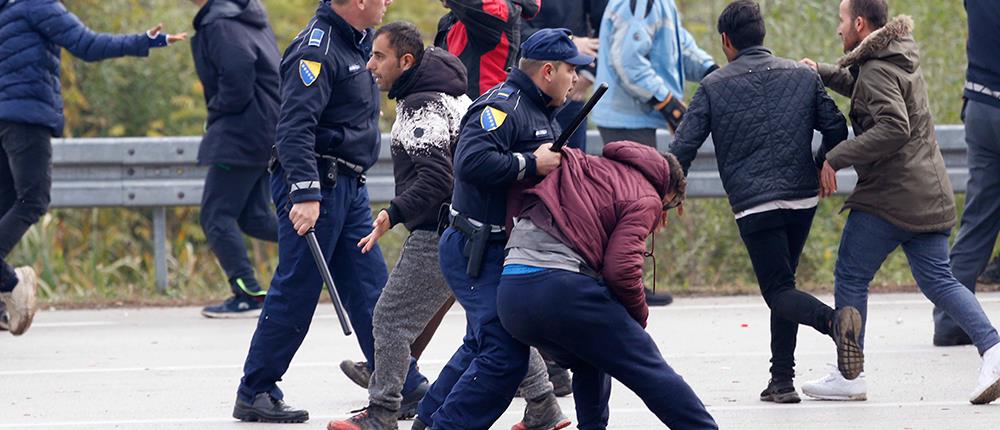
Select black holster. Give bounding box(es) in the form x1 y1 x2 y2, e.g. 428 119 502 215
451 213 492 278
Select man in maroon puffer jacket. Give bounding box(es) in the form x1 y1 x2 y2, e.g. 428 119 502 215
496 141 718 430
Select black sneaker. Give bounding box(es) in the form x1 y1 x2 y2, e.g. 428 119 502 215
202 296 262 319
832 306 864 380
399 381 428 420
759 379 801 404
512 392 572 430
0 301 8 331
326 405 398 430
340 359 371 389
233 392 309 423
979 257 1000 285
644 287 673 306
546 361 572 397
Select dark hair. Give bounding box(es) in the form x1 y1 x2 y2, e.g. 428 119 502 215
717 0 766 50
662 153 687 209
849 0 888 29
374 21 424 63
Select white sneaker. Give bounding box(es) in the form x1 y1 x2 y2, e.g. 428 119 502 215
971 344 1000 404
0 266 38 336
801 365 867 401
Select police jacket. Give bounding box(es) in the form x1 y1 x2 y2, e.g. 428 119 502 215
191 0 280 167
275 1 380 204
965 0 1000 109
386 48 471 232
451 68 562 227
434 0 540 99
0 0 156 136
669 47 847 214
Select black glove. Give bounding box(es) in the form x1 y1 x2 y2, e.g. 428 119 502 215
650 93 687 133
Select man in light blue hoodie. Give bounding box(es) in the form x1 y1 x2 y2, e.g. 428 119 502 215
592 0 716 306
593 0 716 149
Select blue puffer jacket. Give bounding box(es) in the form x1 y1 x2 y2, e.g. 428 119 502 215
0 0 154 136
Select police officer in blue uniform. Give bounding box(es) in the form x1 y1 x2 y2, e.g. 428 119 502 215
232 0 429 423
414 28 591 430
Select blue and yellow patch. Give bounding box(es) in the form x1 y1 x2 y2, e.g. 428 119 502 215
480 107 508 131
300 60 322 86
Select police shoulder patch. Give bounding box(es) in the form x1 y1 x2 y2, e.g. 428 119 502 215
300 59 322 86
308 28 325 47
480 106 508 132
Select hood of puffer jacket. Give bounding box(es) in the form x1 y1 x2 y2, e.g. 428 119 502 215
837 15 918 73
388 46 468 100
194 0 269 30
602 141 672 199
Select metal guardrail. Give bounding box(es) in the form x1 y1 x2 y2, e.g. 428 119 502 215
50 126 970 291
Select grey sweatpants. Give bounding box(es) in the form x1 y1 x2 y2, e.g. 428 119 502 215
370 230 553 410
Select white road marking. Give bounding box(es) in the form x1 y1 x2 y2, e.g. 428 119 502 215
0 401 977 428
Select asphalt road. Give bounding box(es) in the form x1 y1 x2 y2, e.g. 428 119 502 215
3 292 999 429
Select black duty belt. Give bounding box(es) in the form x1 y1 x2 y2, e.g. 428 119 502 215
317 154 366 186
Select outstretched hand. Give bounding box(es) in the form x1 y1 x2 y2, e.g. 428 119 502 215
357 210 392 254
147 23 187 44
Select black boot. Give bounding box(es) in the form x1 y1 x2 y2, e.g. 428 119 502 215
545 360 572 397
512 392 572 430
979 256 1000 285
233 392 309 423
759 379 801 403
644 287 673 306
340 359 372 388
326 404 398 430
399 381 428 419
411 417 429 430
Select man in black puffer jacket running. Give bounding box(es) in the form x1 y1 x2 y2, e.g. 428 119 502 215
669 0 862 404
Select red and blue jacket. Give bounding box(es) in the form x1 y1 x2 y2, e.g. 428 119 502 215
434 0 540 99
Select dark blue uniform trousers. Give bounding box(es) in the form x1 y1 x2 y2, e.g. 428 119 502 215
416 227 530 430
498 269 718 430
199 164 278 295
238 166 426 402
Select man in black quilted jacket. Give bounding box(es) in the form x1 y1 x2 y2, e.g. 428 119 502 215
669 0 862 404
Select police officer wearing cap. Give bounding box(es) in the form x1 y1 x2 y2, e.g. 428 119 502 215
231 0 430 424
413 28 593 430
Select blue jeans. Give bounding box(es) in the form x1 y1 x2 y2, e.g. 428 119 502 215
238 165 426 402
415 227 529 430
936 100 1000 336
835 210 1000 355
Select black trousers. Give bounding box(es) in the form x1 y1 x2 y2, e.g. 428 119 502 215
0 121 52 292
736 207 833 381
199 164 278 296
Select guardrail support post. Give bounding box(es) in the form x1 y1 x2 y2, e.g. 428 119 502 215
153 207 168 294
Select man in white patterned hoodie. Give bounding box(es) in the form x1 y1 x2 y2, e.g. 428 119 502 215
330 21 570 430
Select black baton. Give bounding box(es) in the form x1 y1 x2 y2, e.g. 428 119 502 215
550 82 609 152
305 229 353 336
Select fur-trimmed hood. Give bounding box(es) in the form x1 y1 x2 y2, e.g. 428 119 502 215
838 15 919 72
